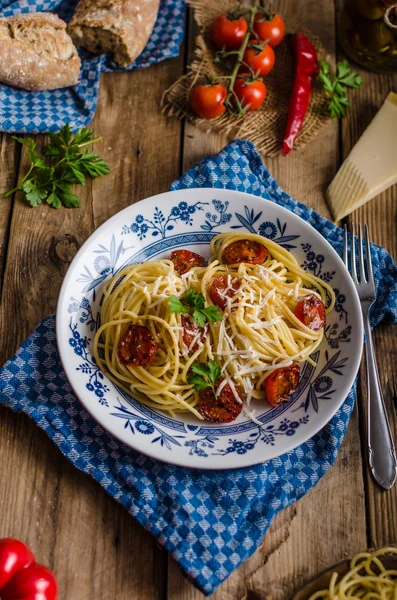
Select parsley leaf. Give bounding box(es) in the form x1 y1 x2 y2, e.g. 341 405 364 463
22 180 48 207
168 295 190 314
192 309 207 328
168 291 223 326
319 59 363 118
14 137 47 169
187 360 222 395
5 124 110 208
193 305 223 327
184 289 205 309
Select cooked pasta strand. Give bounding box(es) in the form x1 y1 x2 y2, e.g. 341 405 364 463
93 232 334 417
308 548 397 600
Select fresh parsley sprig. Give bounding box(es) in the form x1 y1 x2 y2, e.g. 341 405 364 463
5 124 110 208
169 290 223 327
319 59 363 119
187 360 222 395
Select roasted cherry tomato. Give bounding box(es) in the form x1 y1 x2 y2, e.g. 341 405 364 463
211 13 248 50
209 274 241 310
233 77 267 111
263 364 300 407
1 564 58 600
294 294 325 331
0 539 35 591
242 41 275 77
181 315 207 352
199 381 243 422
223 239 268 265
118 324 158 366
169 249 206 275
253 12 285 47
190 84 227 119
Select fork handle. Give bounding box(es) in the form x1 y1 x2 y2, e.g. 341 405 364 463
364 315 397 490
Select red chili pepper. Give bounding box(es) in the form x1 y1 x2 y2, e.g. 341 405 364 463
282 33 318 156
0 539 58 600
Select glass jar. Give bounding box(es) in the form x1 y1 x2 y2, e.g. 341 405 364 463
340 0 397 72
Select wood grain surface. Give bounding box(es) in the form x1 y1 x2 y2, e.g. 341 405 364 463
0 0 396 598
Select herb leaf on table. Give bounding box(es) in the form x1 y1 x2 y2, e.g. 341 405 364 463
319 59 363 118
5 124 110 208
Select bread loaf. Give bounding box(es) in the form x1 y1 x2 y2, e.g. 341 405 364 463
0 13 81 91
68 0 160 68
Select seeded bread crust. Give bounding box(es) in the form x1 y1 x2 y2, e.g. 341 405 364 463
0 13 81 91
68 0 160 68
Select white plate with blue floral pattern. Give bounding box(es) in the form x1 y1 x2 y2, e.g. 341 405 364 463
56 189 363 469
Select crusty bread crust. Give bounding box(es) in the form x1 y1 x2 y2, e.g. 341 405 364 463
0 13 81 91
68 0 160 67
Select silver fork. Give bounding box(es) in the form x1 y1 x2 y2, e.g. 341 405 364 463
344 223 397 489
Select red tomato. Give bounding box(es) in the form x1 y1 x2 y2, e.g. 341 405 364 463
190 84 227 119
253 13 285 47
1 564 58 600
242 41 275 77
209 274 241 310
118 324 158 366
263 364 300 407
211 13 248 50
294 294 325 331
0 539 35 591
169 249 206 275
223 239 268 265
181 315 207 352
233 77 267 111
199 381 243 422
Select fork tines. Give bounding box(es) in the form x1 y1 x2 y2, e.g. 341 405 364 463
343 223 375 296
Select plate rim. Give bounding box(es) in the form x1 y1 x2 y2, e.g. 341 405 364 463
56 188 364 469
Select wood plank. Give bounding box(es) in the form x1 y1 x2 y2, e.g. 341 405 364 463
0 135 20 294
0 53 183 599
167 0 367 597
340 56 397 548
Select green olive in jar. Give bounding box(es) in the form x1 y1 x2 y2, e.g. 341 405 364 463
358 19 394 50
356 0 386 19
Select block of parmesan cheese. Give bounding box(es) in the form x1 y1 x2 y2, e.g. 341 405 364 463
326 91 397 221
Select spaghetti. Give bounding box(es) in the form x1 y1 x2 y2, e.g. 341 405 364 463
308 547 397 600
93 232 335 420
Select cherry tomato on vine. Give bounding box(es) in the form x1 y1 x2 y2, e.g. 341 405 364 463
242 41 275 77
190 84 227 119
211 13 248 50
253 13 286 47
233 77 267 111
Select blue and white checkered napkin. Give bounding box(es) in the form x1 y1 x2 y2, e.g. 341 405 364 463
0 0 185 133
1 140 397 595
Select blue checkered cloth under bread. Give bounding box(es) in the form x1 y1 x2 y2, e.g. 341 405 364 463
0 0 185 133
1 140 397 595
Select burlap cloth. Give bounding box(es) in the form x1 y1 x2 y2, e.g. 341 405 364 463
161 0 332 156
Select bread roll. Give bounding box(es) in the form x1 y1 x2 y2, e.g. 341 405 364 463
68 0 160 68
0 13 81 91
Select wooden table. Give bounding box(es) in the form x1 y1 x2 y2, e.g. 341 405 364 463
1 1 396 598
